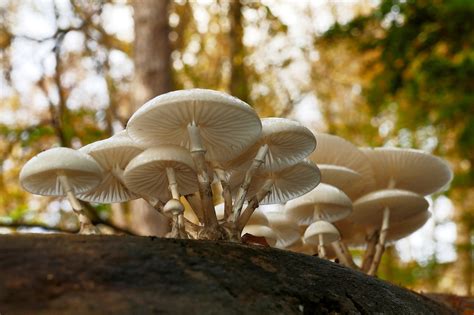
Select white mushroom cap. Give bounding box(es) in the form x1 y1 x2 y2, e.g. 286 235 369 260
123 145 198 201
387 210 431 242
310 133 375 199
318 164 362 196
78 131 143 203
126 89 262 162
285 183 352 225
241 225 277 247
304 221 341 246
20 147 102 196
265 211 301 248
350 189 429 226
229 118 316 171
361 147 453 195
231 160 321 205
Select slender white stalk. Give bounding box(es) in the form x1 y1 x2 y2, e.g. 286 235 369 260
318 234 326 258
215 168 232 220
368 207 390 275
237 179 272 231
165 167 187 238
187 123 218 229
231 144 269 223
58 174 99 235
332 241 359 269
362 229 379 272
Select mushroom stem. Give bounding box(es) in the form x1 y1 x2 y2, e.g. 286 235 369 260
332 241 359 270
165 167 187 238
215 168 233 220
362 229 379 272
187 124 218 229
231 144 269 223
184 193 204 224
58 175 100 235
318 234 326 259
368 207 390 276
237 179 272 231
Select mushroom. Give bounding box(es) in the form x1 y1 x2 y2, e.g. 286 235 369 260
318 165 361 194
350 189 429 275
265 211 301 248
77 131 143 203
127 89 262 235
310 133 375 199
229 118 316 223
284 183 352 226
304 220 341 259
361 147 453 195
19 147 102 234
123 145 198 238
386 210 431 242
231 161 321 238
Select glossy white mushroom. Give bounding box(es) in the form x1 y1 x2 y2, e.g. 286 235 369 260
265 212 301 248
20 147 102 234
304 220 341 259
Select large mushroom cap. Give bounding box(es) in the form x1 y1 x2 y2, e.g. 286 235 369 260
265 212 301 248
230 118 316 171
361 147 453 195
318 164 362 194
351 189 429 226
127 89 262 162
78 131 143 203
285 183 352 225
304 221 341 246
123 145 198 201
387 210 431 242
242 225 277 247
20 147 102 196
310 133 375 198
231 160 321 205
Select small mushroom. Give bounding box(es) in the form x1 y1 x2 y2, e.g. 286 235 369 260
310 133 375 199
351 189 429 275
318 164 362 194
78 131 143 203
123 145 198 238
361 147 453 195
304 220 341 259
265 211 301 248
285 183 352 226
127 89 262 233
19 147 102 234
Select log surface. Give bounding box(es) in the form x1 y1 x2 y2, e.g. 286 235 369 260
0 235 453 315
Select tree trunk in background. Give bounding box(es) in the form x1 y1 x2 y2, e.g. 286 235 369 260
228 0 249 103
125 0 173 235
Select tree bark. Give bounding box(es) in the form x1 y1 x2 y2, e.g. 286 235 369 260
0 235 454 315
126 0 174 236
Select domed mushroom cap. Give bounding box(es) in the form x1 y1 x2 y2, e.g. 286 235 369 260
20 147 102 196
351 189 429 226
361 147 453 195
319 164 362 195
285 183 352 225
242 225 277 247
265 212 301 248
304 221 341 246
231 160 321 205
78 131 143 203
230 118 316 171
123 145 198 201
387 210 431 242
310 133 375 199
127 89 262 162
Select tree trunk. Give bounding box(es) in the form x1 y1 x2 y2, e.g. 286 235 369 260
125 0 174 236
228 0 249 103
0 235 454 315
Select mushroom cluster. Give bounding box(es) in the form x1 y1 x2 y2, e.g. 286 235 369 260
19 89 452 276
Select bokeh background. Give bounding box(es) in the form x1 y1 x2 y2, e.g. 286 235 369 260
0 0 472 295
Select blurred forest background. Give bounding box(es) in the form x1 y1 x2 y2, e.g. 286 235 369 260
0 0 472 295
